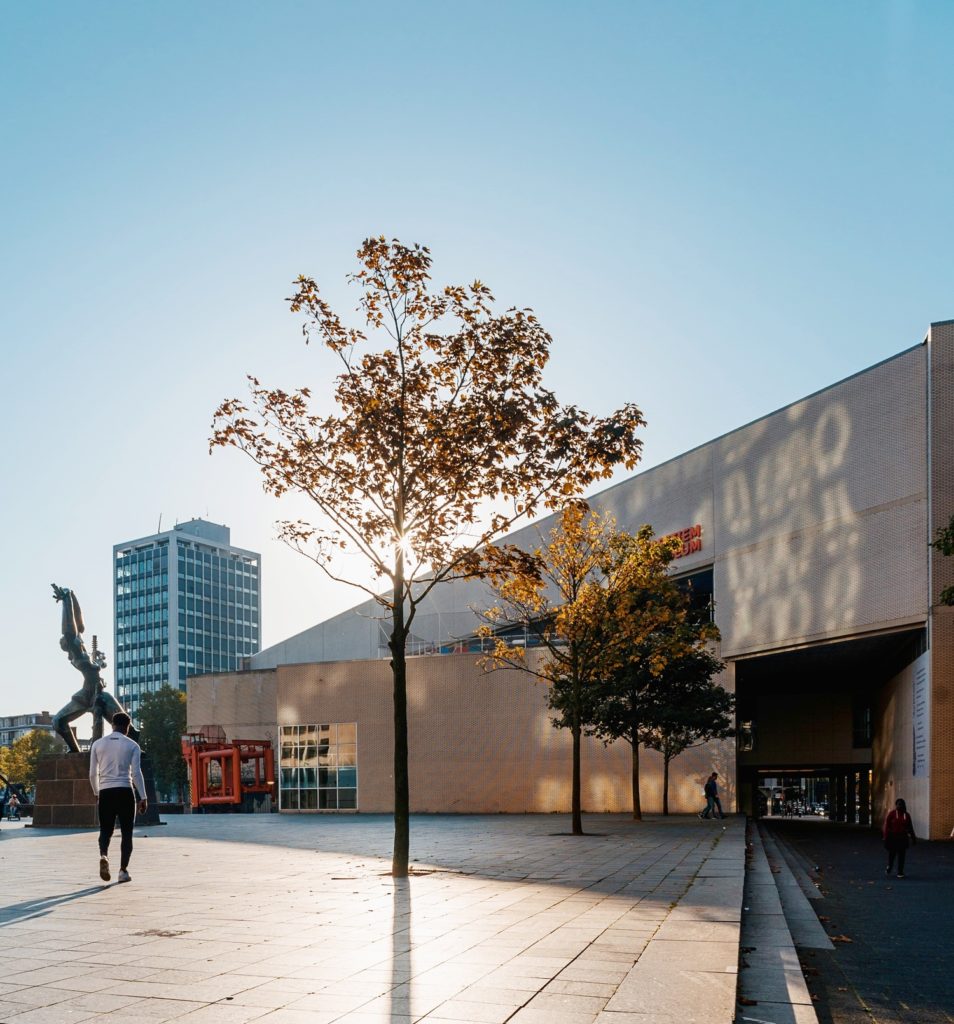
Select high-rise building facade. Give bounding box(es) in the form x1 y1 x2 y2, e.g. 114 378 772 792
0 712 55 748
113 519 261 716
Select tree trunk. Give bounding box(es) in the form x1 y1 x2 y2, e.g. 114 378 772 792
631 743 642 820
662 753 670 815
389 579 410 877
571 716 583 835
631 713 642 820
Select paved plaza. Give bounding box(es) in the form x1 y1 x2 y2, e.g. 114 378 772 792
765 820 954 1024
0 814 744 1024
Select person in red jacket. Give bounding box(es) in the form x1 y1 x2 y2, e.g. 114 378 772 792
883 798 917 878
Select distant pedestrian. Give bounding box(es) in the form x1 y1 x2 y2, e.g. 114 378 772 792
883 798 916 878
6 793 20 820
699 772 724 819
89 712 148 883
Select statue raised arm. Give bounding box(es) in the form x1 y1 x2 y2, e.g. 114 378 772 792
51 584 136 752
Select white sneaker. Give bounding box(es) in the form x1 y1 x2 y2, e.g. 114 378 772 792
118 869 131 883
99 856 110 882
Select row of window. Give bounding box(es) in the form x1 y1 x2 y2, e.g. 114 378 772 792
117 626 170 644
117 576 170 594
177 555 258 576
177 598 257 617
178 581 256 598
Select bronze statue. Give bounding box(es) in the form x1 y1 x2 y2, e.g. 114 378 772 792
52 584 135 752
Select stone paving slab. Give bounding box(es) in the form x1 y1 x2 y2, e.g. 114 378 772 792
1 814 744 1023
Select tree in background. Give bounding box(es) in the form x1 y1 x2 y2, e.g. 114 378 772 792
479 506 684 833
637 655 733 814
930 514 954 605
0 729 65 793
589 536 721 819
479 503 622 835
212 238 645 875
138 687 188 802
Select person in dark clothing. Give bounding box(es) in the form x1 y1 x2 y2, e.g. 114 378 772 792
883 797 916 878
699 772 724 819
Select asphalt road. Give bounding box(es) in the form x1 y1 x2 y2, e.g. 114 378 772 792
764 819 954 1024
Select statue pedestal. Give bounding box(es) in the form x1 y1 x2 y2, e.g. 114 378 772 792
32 753 98 827
32 753 162 828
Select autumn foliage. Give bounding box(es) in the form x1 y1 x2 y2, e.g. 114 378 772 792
211 238 646 873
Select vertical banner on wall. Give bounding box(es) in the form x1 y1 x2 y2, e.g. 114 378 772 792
912 653 930 778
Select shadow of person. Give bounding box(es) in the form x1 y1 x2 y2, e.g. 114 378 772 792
0 886 105 927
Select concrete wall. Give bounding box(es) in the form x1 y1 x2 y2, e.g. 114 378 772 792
187 670 278 745
736 690 867 770
270 651 734 815
873 652 931 835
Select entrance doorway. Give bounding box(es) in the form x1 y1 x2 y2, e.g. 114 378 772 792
734 628 925 825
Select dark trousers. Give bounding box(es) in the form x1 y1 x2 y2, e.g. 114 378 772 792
886 839 908 875
98 787 135 869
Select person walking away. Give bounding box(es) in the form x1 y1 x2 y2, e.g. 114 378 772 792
89 712 148 883
883 798 916 878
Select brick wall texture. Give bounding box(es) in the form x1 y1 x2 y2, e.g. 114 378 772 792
929 322 954 837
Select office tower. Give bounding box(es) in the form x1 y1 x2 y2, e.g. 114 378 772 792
113 519 261 717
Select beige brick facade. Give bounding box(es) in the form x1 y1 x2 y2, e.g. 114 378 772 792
192 322 952 834
189 653 735 815
929 321 954 837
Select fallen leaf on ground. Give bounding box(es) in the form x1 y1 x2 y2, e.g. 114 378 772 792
831 934 854 943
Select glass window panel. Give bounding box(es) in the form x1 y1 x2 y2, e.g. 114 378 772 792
280 768 297 789
318 768 337 787
302 742 317 766
318 789 337 810
300 789 317 810
337 744 357 767
337 767 357 788
337 723 356 744
317 724 332 742
283 789 299 810
317 743 331 765
301 767 317 789
300 725 316 744
338 789 357 809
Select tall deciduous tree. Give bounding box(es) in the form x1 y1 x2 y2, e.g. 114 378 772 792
212 238 645 875
589 534 720 819
637 658 733 814
138 687 188 802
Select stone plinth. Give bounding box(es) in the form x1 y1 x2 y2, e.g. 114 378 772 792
32 753 98 827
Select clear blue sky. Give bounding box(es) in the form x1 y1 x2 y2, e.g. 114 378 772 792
2 1 952 718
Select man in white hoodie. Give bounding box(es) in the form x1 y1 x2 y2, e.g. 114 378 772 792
89 712 148 883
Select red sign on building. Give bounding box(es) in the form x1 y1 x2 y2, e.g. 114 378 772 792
662 524 703 559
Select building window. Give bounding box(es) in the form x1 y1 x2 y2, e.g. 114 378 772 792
279 723 357 811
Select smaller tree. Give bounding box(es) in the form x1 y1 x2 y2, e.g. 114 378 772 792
638 662 734 814
479 505 684 833
589 538 720 820
0 730 65 793
138 687 188 802
479 503 619 836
